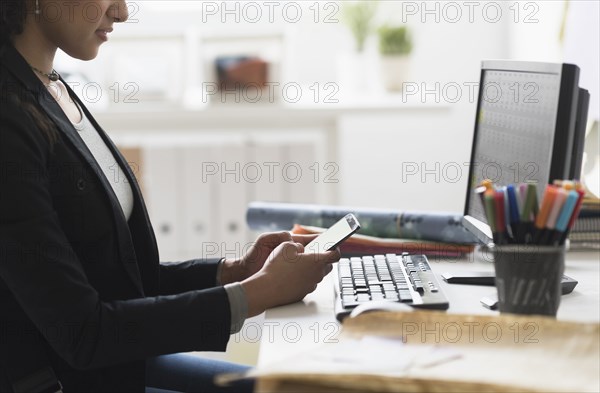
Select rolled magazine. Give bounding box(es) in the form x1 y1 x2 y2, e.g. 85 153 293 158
247 202 478 245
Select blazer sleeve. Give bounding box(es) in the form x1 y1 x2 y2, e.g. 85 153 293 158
158 258 223 295
0 99 231 370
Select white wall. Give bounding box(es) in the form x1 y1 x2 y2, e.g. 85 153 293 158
337 1 511 212
55 1 596 213
563 0 600 122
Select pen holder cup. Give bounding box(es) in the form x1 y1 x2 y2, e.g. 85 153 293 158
493 245 565 317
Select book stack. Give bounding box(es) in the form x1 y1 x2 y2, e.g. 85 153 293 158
569 193 600 250
291 224 474 258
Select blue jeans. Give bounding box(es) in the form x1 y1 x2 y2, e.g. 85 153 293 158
145 353 254 393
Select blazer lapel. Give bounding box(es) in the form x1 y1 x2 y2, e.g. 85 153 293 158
65 83 161 271
1 44 146 295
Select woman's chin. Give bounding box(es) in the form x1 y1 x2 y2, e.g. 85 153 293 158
63 45 100 62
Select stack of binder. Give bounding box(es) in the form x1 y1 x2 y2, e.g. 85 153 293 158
569 195 600 250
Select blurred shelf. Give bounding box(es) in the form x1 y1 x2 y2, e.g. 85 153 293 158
93 92 451 132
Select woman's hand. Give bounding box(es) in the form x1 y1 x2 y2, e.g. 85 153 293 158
240 241 341 317
220 231 319 285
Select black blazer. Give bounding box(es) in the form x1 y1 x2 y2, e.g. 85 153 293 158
0 43 231 392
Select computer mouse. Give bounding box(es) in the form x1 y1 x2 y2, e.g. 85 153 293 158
349 301 414 318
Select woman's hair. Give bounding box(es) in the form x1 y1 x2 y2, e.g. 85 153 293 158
1 1 59 147
0 1 27 44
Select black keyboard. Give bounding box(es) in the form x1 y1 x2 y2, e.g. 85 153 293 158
334 253 449 321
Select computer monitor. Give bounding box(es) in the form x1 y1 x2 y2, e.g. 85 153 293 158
462 60 588 245
570 88 590 180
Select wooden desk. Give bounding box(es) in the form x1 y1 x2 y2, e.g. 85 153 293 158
257 249 600 367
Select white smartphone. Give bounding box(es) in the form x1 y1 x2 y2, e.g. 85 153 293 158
304 213 361 254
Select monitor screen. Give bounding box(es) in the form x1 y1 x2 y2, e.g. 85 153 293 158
463 61 583 244
465 63 563 226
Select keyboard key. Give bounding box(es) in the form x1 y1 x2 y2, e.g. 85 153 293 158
398 290 413 302
396 281 409 290
356 294 371 302
384 292 399 301
342 301 359 308
414 281 424 293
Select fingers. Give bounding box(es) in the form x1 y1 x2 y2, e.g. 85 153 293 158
320 264 333 281
325 247 341 263
258 231 293 247
296 246 341 265
317 247 341 264
274 241 305 263
291 233 319 246
251 232 294 264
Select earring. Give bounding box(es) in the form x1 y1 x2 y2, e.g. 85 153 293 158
35 0 40 15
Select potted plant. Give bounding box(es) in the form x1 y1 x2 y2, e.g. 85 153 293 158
338 1 378 92
378 25 412 92
342 1 378 53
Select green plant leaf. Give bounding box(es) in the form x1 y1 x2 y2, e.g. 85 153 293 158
378 25 412 56
341 1 379 52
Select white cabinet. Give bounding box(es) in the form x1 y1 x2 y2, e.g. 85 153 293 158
142 145 182 261
211 141 250 260
180 144 216 261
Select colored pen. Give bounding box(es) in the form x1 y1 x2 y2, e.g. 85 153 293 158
494 189 508 244
559 188 586 244
506 184 521 242
542 188 568 245
553 190 580 245
534 185 558 244
546 188 568 229
481 179 493 191
517 183 527 214
521 183 538 222
502 187 511 238
520 183 538 243
483 189 497 243
474 186 487 209
534 185 556 227
530 183 539 217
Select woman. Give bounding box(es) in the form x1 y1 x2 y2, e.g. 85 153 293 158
0 1 339 392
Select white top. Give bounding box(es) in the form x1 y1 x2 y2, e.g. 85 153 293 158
70 105 134 220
